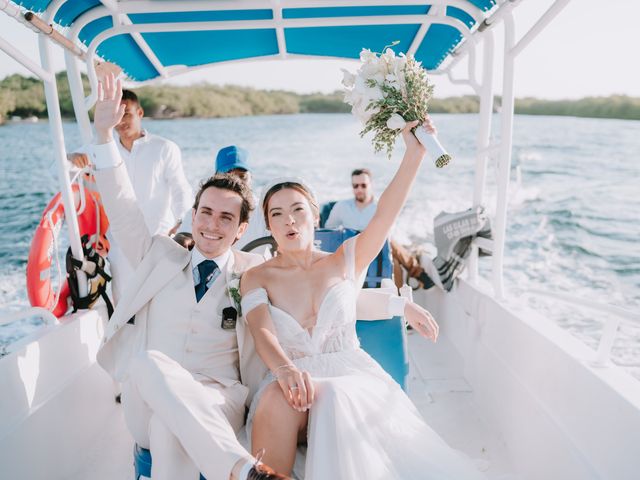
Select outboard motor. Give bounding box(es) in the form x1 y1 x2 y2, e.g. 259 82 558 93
429 206 492 291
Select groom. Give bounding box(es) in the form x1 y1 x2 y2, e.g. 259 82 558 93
90 74 286 480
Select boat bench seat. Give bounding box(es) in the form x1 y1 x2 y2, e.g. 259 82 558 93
133 299 409 479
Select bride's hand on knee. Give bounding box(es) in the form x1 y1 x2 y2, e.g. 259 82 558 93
276 365 315 412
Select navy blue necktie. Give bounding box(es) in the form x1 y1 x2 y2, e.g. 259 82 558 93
195 259 217 302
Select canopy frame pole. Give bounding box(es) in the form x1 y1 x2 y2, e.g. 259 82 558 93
467 30 495 284
271 0 287 58
491 11 515 300
65 52 94 143
0 34 53 82
40 2 89 298
113 0 484 22
118 14 170 78
407 4 446 57
491 0 572 299
0 1 53 82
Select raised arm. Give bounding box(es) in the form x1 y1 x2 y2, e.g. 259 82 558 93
240 268 315 412
91 74 152 269
352 119 434 274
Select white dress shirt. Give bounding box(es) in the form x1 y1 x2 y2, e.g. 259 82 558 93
325 198 378 231
190 247 230 288
115 131 192 235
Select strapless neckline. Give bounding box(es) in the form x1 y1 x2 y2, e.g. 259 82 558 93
268 279 350 337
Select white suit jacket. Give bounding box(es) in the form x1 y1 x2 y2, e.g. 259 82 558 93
94 161 267 403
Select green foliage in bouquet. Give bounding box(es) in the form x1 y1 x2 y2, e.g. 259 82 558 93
361 61 434 158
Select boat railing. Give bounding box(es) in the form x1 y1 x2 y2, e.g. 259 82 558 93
523 289 640 368
0 307 59 357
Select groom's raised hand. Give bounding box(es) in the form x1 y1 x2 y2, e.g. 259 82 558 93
94 73 125 144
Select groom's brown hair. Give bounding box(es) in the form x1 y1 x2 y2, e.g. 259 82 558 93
193 174 254 224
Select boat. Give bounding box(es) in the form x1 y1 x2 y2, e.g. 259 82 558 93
1 1 639 479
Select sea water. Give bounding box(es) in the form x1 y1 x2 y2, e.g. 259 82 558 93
1 113 638 378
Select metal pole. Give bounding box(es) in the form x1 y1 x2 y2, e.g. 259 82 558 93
491 12 516 300
0 34 54 82
64 51 93 143
468 31 495 283
39 35 88 297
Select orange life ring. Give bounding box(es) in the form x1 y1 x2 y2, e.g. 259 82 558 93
26 184 110 318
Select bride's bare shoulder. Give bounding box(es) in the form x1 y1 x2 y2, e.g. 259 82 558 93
240 257 279 293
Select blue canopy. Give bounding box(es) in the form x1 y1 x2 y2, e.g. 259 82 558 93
12 1 497 82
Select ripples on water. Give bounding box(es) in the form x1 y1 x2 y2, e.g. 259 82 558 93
0 114 638 377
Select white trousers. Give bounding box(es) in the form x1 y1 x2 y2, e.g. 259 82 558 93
123 351 249 480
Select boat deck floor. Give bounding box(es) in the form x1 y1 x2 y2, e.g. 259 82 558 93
71 332 516 479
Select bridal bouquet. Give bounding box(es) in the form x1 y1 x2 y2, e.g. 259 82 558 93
342 45 451 167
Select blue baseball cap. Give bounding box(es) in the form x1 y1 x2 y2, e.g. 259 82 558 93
215 145 250 173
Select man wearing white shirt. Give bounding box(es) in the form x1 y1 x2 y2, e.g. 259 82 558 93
69 89 192 302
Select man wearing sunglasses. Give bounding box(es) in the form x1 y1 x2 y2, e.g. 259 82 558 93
325 168 433 289
325 168 377 230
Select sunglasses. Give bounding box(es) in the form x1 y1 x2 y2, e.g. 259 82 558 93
352 183 368 189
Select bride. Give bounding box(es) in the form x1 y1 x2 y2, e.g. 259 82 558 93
240 120 486 479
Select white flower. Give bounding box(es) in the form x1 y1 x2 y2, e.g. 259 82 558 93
386 114 407 130
359 48 378 64
352 103 372 124
228 277 240 290
381 48 397 66
360 62 381 79
341 68 356 88
371 72 386 85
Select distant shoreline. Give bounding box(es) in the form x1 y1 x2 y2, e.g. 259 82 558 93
1 73 639 124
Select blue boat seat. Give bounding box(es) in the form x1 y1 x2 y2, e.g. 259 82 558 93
134 443 207 480
356 315 409 391
314 228 393 288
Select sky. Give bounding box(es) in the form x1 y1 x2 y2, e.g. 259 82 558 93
0 0 638 99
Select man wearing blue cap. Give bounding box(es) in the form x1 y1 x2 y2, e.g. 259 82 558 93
177 146 267 250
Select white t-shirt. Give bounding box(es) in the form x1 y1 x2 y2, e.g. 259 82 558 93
324 198 378 231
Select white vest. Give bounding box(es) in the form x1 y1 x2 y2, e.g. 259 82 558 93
146 265 240 386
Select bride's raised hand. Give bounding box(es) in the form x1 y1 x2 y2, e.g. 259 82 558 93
94 73 125 144
275 364 315 412
401 120 426 158
401 115 437 158
404 301 439 342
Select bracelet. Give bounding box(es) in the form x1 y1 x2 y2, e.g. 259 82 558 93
272 363 295 378
387 295 408 317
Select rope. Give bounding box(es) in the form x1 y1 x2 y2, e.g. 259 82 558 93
45 210 64 313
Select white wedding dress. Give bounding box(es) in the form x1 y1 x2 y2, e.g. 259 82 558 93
241 238 485 480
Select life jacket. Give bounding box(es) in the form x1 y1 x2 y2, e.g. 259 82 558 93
65 234 114 318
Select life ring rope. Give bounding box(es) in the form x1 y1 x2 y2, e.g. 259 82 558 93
44 211 64 314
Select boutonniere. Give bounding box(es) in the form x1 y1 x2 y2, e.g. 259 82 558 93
226 273 242 316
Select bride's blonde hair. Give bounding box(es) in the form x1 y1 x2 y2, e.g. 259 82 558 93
262 181 319 229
